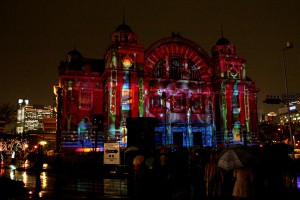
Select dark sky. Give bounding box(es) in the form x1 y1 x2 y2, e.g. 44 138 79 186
1 0 300 115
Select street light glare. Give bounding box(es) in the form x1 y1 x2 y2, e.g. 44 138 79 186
286 42 293 49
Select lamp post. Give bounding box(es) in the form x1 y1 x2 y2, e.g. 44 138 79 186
282 42 295 160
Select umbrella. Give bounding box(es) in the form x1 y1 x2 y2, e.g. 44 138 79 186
217 146 254 171
125 146 139 153
133 155 145 165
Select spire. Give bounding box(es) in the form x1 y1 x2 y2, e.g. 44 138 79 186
122 3 126 24
216 23 230 45
220 22 224 38
122 12 125 24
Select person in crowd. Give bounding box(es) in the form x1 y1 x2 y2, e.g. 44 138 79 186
232 165 254 200
158 146 168 181
204 151 224 200
189 149 207 199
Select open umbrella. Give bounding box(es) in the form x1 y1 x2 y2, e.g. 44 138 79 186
133 155 145 165
125 146 139 153
217 146 254 171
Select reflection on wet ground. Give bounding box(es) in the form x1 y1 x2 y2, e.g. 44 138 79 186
1 166 196 200
1 164 300 200
1 167 130 199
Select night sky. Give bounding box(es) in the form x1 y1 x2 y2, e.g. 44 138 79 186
1 0 300 115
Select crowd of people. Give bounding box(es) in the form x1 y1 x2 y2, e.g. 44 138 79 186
1 134 299 200
127 144 299 200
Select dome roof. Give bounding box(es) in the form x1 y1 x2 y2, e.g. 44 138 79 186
67 49 82 58
115 23 132 32
216 37 230 45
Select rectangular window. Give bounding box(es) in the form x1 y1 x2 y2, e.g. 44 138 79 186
232 93 239 108
150 95 166 113
172 93 186 112
191 94 203 113
173 132 183 147
193 132 202 147
169 56 183 79
80 92 92 110
151 96 162 108
122 89 132 104
114 34 119 42
122 89 132 111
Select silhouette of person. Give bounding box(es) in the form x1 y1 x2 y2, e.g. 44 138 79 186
78 117 90 147
232 166 254 200
204 151 224 200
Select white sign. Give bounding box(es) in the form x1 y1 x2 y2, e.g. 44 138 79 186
103 142 120 165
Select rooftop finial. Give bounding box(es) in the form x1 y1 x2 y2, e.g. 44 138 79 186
122 4 125 24
220 23 224 38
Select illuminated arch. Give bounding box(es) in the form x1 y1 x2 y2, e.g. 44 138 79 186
144 36 213 82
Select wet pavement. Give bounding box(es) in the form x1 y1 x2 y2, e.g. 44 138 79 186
1 155 300 200
0 164 196 200
1 167 129 199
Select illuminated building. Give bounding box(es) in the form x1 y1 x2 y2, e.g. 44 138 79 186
16 98 55 134
55 23 259 148
279 102 300 134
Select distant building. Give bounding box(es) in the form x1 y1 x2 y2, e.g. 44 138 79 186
278 102 300 135
54 23 259 148
16 98 56 134
262 112 278 123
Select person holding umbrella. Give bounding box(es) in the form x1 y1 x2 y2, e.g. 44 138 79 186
232 162 254 200
217 145 255 200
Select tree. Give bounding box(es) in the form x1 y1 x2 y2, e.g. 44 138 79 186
0 103 17 132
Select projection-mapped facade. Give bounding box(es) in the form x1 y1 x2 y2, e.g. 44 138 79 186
55 23 259 148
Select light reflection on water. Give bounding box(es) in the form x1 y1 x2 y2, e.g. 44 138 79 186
1 165 299 199
0 167 129 199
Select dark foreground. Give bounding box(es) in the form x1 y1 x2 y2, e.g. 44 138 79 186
1 162 300 200
1 147 300 200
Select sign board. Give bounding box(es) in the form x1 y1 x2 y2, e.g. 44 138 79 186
103 142 120 165
281 93 296 102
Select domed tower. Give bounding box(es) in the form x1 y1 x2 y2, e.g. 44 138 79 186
211 36 258 145
57 48 104 133
211 37 244 79
102 23 145 140
109 23 139 45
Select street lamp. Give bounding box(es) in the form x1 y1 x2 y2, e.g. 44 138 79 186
283 42 293 94
282 42 295 160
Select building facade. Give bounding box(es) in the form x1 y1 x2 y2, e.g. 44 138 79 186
55 23 259 148
16 98 56 134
